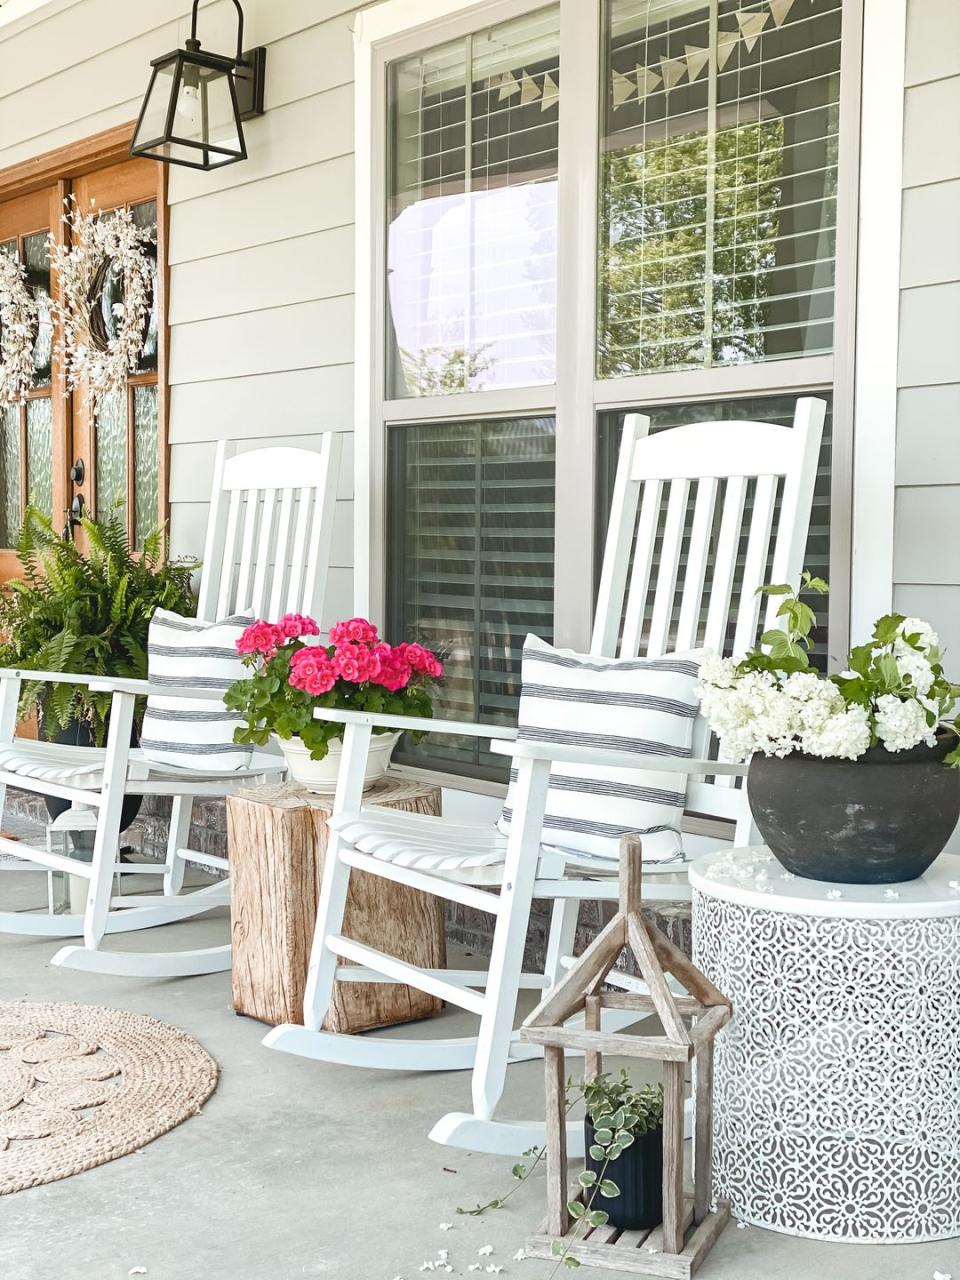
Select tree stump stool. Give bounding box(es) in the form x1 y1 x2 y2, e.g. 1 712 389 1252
226 778 445 1032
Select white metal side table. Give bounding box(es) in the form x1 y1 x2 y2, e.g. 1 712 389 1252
690 845 960 1244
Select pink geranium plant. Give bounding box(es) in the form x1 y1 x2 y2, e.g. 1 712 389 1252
225 613 443 760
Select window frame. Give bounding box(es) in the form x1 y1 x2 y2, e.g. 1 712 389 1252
356 0 864 781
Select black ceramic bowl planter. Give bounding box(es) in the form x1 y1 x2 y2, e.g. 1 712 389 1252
748 733 960 884
584 1117 663 1230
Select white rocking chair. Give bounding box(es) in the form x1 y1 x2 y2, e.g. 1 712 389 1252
0 435 342 978
265 400 825 1154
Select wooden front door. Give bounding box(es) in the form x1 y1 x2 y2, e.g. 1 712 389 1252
0 133 166 577
0 184 68 580
70 159 166 551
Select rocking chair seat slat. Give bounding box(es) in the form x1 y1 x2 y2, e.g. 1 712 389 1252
0 739 282 791
329 808 662 887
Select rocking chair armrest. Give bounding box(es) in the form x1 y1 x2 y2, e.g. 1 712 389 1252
0 667 151 695
0 670 226 703
311 706 518 741
490 737 748 777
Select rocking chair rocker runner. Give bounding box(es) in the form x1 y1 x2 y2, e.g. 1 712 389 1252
0 435 342 978
264 400 825 1155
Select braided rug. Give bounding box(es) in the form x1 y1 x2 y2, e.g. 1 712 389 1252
0 1001 218 1194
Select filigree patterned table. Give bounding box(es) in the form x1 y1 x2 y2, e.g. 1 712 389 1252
690 846 960 1243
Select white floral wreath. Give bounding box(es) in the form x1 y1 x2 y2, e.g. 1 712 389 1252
51 200 155 408
0 251 38 408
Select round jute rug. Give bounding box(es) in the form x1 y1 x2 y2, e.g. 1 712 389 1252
0 1000 218 1194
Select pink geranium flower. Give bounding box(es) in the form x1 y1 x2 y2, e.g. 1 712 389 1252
278 613 321 640
329 617 379 646
237 620 282 658
288 647 337 695
332 641 382 684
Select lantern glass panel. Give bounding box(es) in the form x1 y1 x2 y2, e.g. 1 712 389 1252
132 60 179 151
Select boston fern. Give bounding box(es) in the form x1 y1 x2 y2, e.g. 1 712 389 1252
0 506 197 744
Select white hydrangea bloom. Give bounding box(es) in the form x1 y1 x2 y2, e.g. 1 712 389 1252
700 670 799 761
782 672 846 734
896 617 939 653
874 693 936 752
697 652 739 691
894 645 935 696
801 704 871 760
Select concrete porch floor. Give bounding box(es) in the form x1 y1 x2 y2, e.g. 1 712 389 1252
0 858 957 1280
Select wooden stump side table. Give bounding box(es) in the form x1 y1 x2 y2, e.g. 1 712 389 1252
691 845 960 1244
226 778 445 1032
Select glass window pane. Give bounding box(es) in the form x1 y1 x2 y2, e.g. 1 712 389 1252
386 7 560 398
94 203 158 376
597 395 833 664
0 405 21 545
598 0 842 377
131 201 159 374
133 384 159 548
95 390 128 520
387 416 555 777
25 397 52 518
23 230 52 387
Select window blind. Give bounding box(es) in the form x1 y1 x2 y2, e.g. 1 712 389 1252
386 7 561 398
599 0 843 377
387 417 555 778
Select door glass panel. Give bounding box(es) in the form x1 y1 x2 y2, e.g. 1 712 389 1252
25 397 52 518
0 405 20 545
133 384 159 548
95 391 127 519
386 7 561 397
93 202 158 377
598 0 842 377
23 230 52 387
131 200 159 374
387 415 555 779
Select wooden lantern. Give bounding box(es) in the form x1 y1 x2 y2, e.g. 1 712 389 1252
519 836 732 1277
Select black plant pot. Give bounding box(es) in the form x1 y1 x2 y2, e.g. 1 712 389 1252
44 717 143 840
584 1120 663 1231
748 734 960 884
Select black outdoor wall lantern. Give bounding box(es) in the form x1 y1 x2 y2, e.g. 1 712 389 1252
130 0 266 171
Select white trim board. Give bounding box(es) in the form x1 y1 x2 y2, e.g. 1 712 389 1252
849 0 907 643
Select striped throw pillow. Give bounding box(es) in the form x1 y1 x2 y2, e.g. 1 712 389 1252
140 610 254 772
497 635 704 864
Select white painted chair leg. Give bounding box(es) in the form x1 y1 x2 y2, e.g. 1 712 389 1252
542 895 580 989
163 795 193 896
301 722 372 1032
82 692 135 951
470 756 551 1122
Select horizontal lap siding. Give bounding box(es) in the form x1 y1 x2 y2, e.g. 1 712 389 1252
0 0 372 632
894 0 960 661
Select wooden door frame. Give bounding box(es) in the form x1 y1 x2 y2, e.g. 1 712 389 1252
0 122 169 563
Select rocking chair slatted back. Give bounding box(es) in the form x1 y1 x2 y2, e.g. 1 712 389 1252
197 438 343 625
591 398 825 837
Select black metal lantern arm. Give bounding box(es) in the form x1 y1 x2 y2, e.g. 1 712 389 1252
189 0 245 68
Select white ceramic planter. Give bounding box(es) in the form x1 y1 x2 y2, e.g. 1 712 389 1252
274 730 401 794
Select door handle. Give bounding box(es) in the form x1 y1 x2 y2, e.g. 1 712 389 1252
62 493 85 541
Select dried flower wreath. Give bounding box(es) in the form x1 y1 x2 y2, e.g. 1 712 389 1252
0 250 38 408
50 198 155 408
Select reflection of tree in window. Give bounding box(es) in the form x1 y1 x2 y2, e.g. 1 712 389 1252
598 0 842 377
600 120 785 374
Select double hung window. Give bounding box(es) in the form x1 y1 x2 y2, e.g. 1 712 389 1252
362 0 857 779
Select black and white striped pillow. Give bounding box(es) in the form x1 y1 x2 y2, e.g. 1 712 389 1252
497 635 704 864
140 609 254 772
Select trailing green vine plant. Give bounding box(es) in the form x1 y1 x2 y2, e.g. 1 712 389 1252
457 1071 664 1274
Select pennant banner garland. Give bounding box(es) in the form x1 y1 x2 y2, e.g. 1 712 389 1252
611 0 796 109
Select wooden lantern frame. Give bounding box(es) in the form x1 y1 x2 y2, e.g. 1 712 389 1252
519 837 732 1277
